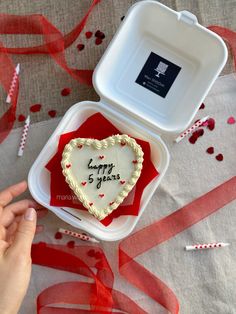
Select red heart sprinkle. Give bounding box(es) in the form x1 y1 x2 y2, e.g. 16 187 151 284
89 202 93 206
48 110 57 118
66 164 71 168
132 160 138 164
81 181 87 186
109 202 114 206
206 147 214 154
77 43 85 51
121 142 126 146
99 194 105 198
85 31 93 39
120 180 126 185
30 104 42 113
199 103 205 110
99 155 105 159
18 114 26 122
77 144 83 149
61 88 71 96
215 153 223 161
227 116 235 124
95 37 103 45
207 118 215 131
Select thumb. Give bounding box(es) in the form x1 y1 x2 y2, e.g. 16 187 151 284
10 208 36 255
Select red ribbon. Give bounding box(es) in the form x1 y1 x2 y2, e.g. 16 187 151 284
32 176 236 313
0 0 100 143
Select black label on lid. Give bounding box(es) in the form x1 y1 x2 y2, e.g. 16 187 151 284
135 52 181 98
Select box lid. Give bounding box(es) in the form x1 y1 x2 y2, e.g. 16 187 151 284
93 0 227 134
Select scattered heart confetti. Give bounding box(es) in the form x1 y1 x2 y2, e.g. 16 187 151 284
189 128 204 144
78 144 83 149
61 88 71 96
199 103 205 110
81 181 87 186
30 104 42 113
18 114 26 122
85 31 93 39
54 232 62 240
66 164 71 168
77 43 85 51
207 118 215 131
48 110 57 118
109 201 114 206
99 194 105 198
120 180 126 185
99 155 105 159
215 153 223 161
227 116 235 124
95 37 103 45
95 30 105 39
206 147 214 154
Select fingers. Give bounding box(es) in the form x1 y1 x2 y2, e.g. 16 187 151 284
2 199 38 228
8 208 36 257
0 181 27 209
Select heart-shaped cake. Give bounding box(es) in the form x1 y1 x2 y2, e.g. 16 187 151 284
61 134 144 220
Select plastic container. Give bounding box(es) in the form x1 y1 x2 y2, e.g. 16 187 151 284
28 1 227 241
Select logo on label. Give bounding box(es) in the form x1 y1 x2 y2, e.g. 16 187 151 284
135 52 181 98
154 61 168 78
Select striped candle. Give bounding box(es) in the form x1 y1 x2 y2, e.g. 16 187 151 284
185 242 230 251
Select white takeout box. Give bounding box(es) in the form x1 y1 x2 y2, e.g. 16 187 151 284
28 1 227 241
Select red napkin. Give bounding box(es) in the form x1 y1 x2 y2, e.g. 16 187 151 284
46 113 159 226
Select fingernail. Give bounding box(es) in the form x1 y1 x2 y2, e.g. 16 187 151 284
24 208 36 221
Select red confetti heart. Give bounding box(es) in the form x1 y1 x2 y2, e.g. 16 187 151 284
99 155 105 159
199 103 205 110
77 43 85 51
207 118 215 131
89 202 93 206
120 180 126 185
215 153 223 161
77 144 83 149
109 201 114 206
227 116 235 124
95 30 105 39
189 128 204 144
67 240 75 248
30 104 42 113
99 194 105 198
18 114 26 122
121 142 126 146
206 147 214 154
61 88 71 96
66 164 71 168
81 181 87 186
54 232 62 240
95 37 103 45
132 160 138 164
48 110 57 118
85 31 93 39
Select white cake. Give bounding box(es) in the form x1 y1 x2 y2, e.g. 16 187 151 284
61 134 144 220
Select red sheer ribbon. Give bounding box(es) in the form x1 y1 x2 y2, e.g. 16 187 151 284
32 176 236 313
0 0 100 143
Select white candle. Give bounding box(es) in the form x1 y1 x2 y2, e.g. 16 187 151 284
18 115 30 157
175 116 209 143
6 63 20 104
185 242 230 251
58 228 100 243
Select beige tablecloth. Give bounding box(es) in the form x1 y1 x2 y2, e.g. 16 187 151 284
0 73 235 313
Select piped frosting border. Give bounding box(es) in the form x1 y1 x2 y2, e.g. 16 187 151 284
61 134 144 220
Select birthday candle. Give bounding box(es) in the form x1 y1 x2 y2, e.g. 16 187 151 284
18 115 30 157
175 116 209 143
58 228 100 243
6 63 20 104
185 242 230 251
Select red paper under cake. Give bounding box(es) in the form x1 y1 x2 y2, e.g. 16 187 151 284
46 113 159 225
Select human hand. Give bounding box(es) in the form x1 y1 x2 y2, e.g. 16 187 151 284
0 181 37 314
